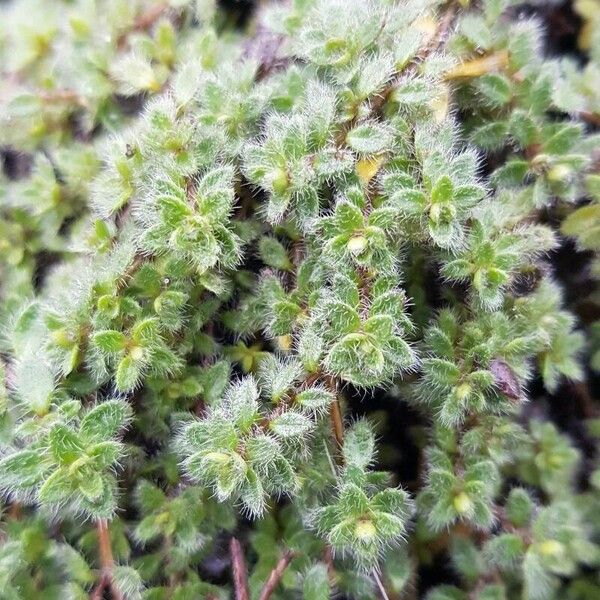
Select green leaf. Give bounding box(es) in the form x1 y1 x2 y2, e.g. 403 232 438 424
57 544 94 585
14 356 56 415
78 470 105 502
112 565 144 600
80 400 133 443
431 176 454 204
505 488 534 527
242 469 266 518
303 563 329 600
327 333 386 386
508 111 536 147
373 487 412 520
392 78 432 104
87 441 124 469
483 533 524 569
334 202 364 232
214 451 248 501
343 420 374 469
325 301 361 334
39 468 73 504
131 317 160 344
93 330 127 354
426 585 467 600
228 376 260 430
296 387 334 412
116 355 143 392
453 184 485 207
475 74 512 107
199 361 231 405
136 480 166 513
561 204 600 250
492 160 529 187
346 122 393 155
271 299 302 335
364 315 393 338
477 585 506 600
157 194 191 224
544 124 581 155
258 237 293 271
49 424 85 465
471 121 509 150
0 450 48 491
135 515 162 544
270 411 313 438
586 174 600 201
12 302 41 348
460 15 492 48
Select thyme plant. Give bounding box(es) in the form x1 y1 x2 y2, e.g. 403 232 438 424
1 0 599 598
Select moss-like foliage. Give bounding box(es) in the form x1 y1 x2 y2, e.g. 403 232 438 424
1 0 600 598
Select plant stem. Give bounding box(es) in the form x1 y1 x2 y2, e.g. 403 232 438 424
258 550 297 600
91 519 122 600
323 375 345 457
329 396 345 452
229 537 250 600
373 569 390 600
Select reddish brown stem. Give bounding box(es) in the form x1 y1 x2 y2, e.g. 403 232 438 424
329 398 345 453
134 3 168 31
116 3 168 49
229 537 250 600
91 519 123 600
258 550 297 600
323 375 345 458
114 253 145 293
97 519 114 568
39 89 87 106
580 111 600 127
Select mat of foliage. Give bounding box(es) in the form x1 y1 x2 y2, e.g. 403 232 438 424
1 1 600 599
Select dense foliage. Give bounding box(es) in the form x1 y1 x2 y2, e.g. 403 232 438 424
1 0 600 598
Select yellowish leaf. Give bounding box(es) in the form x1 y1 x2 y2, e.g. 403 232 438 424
356 156 384 185
445 51 509 80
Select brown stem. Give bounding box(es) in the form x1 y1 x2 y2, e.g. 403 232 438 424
323 375 345 459
329 397 345 453
91 519 123 600
90 578 107 600
373 569 391 600
39 89 87 107
117 3 169 49
114 253 146 294
229 537 250 600
580 111 600 127
97 519 114 568
134 3 168 30
258 550 297 600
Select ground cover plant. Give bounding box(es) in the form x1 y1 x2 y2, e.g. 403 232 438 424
1 0 600 598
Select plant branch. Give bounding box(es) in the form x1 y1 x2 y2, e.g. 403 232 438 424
373 569 390 600
321 374 345 462
258 550 297 600
229 537 250 600
91 519 122 600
